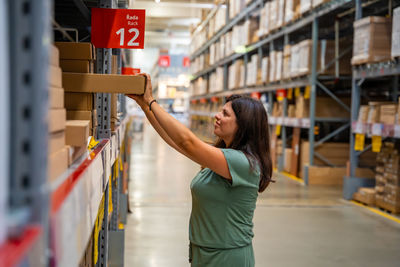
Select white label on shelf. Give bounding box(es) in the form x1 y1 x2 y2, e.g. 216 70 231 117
292 118 300 127
371 123 383 136
283 117 290 126
301 118 310 128
269 117 276 125
353 121 365 134
277 117 284 125
395 125 400 138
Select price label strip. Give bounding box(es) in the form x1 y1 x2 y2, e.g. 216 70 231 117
354 133 365 151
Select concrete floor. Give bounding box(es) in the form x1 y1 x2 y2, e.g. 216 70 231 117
125 123 400 267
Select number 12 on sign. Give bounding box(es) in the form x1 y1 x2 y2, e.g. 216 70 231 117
92 8 145 49
116 28 140 46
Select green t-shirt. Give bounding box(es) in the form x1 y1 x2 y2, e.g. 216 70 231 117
189 148 260 249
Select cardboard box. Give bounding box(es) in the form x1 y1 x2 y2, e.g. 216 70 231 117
49 109 66 133
287 104 296 117
49 87 64 109
261 57 269 83
49 66 62 88
352 17 392 65
60 60 93 73
67 110 97 129
65 92 95 111
300 0 312 15
48 131 65 155
111 94 118 130
380 104 397 124
55 42 95 60
285 0 300 24
397 97 400 124
391 7 400 58
357 105 369 123
65 120 90 147
307 166 346 185
67 145 87 166
312 0 330 7
50 44 59 67
48 147 68 181
62 73 146 94
353 187 375 206
284 148 293 173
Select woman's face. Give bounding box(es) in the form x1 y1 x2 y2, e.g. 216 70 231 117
214 102 238 145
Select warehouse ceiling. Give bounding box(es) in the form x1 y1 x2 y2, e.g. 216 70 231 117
129 0 215 48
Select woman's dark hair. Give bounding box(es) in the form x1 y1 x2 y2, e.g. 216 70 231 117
215 95 274 192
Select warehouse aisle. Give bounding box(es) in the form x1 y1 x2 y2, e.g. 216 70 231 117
125 122 400 267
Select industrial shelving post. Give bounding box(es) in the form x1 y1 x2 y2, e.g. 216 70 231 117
0 0 9 247
7 0 51 265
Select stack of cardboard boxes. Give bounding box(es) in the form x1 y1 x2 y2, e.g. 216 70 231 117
358 100 400 125
48 45 68 182
55 42 94 163
352 16 392 65
376 143 400 213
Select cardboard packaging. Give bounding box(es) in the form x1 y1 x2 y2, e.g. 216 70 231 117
300 0 312 15
55 42 95 60
275 51 283 81
312 0 329 7
65 120 90 147
50 44 60 67
397 97 400 124
352 17 392 65
62 73 146 94
269 51 277 82
269 0 278 32
261 57 269 83
65 92 95 111
60 60 94 73
285 0 300 24
48 147 68 181
380 104 397 125
49 65 62 88
391 7 400 58
67 145 88 166
49 109 66 133
49 87 64 109
284 148 293 173
357 105 369 123
353 187 376 206
48 131 65 155
67 110 97 128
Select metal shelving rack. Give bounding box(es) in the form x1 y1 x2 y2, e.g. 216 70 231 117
1 0 132 266
189 0 356 184
344 0 400 199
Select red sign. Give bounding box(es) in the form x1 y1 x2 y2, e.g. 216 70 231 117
91 8 145 49
250 92 261 99
276 89 287 101
183 56 190 67
122 67 141 75
158 55 170 67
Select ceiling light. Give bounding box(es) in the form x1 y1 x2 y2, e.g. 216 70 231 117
155 0 160 3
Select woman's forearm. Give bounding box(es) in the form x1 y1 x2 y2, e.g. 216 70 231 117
139 101 189 156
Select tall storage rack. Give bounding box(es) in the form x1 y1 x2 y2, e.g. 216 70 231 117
189 0 357 184
1 0 132 266
344 0 400 199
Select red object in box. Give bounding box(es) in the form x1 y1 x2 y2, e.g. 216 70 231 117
91 8 145 49
122 67 141 75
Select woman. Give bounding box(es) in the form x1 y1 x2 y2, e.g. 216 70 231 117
128 73 273 267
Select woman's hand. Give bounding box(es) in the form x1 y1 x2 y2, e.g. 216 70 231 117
126 73 154 108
